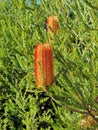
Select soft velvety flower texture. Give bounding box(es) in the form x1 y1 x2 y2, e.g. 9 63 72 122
34 44 54 90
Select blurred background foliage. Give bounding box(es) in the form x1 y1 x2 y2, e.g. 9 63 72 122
0 0 98 129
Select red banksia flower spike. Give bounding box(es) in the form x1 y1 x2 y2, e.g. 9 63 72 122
34 44 54 90
46 16 59 34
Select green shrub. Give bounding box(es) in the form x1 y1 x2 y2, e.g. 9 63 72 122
0 0 98 129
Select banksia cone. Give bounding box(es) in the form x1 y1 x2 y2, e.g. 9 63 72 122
34 44 54 90
46 16 59 34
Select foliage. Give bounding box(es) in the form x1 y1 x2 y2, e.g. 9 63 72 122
0 0 98 129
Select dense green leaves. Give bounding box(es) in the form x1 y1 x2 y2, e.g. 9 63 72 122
0 0 98 129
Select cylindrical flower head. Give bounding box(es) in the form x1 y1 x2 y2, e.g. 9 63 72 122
46 16 59 34
34 44 54 89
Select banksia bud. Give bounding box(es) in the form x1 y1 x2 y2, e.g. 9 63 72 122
34 44 54 90
81 115 97 129
46 16 59 34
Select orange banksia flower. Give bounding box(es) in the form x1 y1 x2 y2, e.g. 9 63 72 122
34 44 54 90
81 114 97 129
46 16 59 34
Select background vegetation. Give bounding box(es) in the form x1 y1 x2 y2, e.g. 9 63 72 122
0 0 98 130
